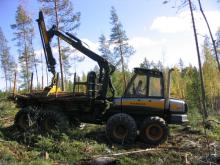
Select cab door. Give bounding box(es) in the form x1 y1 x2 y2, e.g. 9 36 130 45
122 74 165 116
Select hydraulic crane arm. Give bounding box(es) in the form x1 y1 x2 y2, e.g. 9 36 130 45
37 11 56 76
50 27 115 74
37 11 115 99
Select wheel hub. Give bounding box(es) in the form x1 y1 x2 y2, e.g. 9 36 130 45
44 118 57 132
146 124 163 141
18 114 32 130
113 125 128 139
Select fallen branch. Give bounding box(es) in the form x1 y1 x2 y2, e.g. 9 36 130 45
1 116 13 121
207 119 220 125
93 148 158 158
0 139 10 143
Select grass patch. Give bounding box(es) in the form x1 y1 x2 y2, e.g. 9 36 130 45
0 96 219 164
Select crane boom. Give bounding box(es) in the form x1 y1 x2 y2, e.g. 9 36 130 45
37 11 115 99
37 11 56 76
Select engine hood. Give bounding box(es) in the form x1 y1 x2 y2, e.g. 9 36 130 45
169 98 187 114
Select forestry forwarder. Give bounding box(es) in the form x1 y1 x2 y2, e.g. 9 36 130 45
12 11 188 146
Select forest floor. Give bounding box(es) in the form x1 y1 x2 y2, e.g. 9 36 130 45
0 96 220 165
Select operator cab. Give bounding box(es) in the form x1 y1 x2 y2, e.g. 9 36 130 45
124 68 164 98
111 68 166 120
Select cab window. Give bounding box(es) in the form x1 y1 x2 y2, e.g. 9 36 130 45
149 77 162 97
126 75 147 97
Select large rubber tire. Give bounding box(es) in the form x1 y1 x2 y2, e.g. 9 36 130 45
14 107 36 131
140 116 168 146
106 113 137 145
69 118 81 128
38 111 69 134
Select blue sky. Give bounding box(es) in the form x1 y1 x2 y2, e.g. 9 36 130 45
0 0 220 90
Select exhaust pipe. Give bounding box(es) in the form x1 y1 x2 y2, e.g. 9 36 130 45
165 68 174 110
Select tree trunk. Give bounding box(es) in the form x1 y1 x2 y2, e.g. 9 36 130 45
198 0 220 72
54 0 64 91
31 39 39 88
23 26 29 91
188 0 208 118
13 71 17 95
4 69 7 92
118 39 127 92
41 52 44 89
34 56 39 88
46 65 49 86
24 41 29 91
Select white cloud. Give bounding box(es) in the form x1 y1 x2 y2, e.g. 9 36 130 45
128 37 167 70
150 10 220 34
128 35 200 70
81 39 99 53
129 37 166 48
150 13 191 33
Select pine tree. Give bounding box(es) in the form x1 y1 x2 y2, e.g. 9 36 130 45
185 66 202 110
11 5 35 91
140 58 151 69
29 30 40 89
198 0 220 72
178 58 184 71
0 27 15 92
140 58 163 71
171 67 186 99
216 28 220 63
202 37 220 111
156 60 164 71
38 0 81 91
98 34 114 64
109 6 135 90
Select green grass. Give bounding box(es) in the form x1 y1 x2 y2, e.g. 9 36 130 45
0 95 219 164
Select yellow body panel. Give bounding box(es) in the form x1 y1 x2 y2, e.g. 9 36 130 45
40 21 49 44
48 86 61 95
121 99 165 109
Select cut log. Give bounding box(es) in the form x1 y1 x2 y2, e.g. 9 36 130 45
85 157 116 165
